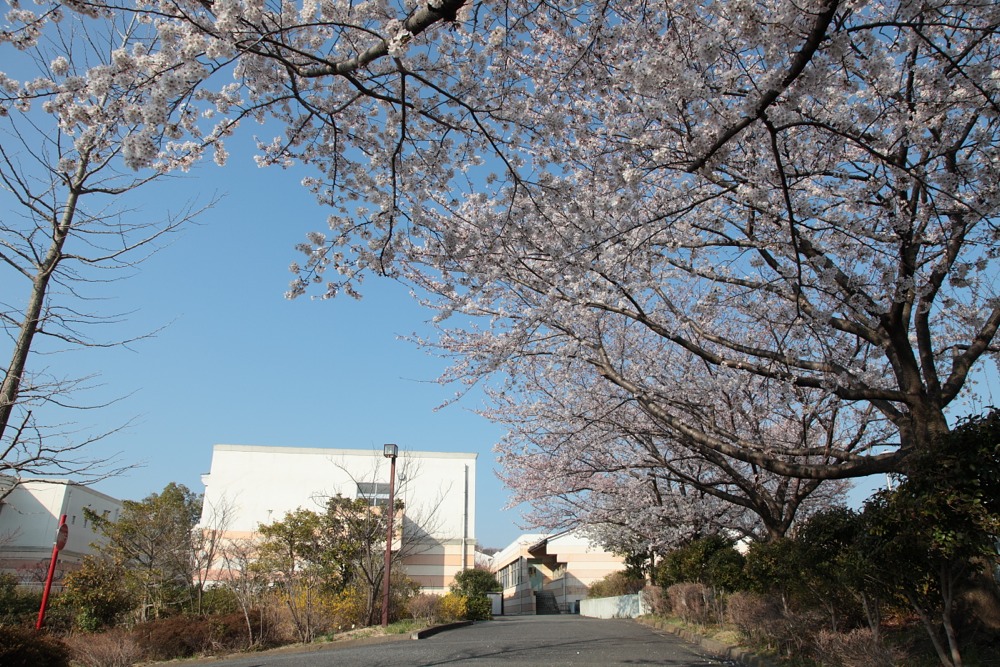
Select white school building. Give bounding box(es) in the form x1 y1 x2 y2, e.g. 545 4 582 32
0 478 121 589
198 444 477 592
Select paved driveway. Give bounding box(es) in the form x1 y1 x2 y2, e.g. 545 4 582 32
187 615 734 666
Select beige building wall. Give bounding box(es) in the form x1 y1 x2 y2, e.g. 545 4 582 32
491 531 625 615
198 444 477 593
399 539 472 592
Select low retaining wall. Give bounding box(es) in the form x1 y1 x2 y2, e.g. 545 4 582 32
579 593 650 619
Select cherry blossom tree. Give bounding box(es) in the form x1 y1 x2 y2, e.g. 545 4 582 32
51 0 1000 481
492 349 854 546
0 9 214 496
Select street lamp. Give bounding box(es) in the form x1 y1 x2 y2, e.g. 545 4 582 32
381 443 399 627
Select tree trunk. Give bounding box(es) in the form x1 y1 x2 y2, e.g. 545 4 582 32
940 565 964 667
858 592 881 643
0 161 86 444
904 590 956 667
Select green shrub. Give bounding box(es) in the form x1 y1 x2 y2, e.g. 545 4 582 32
464 595 493 621
199 586 240 615
0 626 71 667
656 535 746 591
450 569 500 598
59 556 136 631
0 574 45 627
587 571 645 598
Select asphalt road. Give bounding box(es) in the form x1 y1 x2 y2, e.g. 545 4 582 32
187 615 735 667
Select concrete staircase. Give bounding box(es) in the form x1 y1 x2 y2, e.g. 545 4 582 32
534 590 561 615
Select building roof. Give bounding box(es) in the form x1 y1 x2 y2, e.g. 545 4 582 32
211 443 477 461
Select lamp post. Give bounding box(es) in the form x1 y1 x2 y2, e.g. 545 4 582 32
381 443 398 627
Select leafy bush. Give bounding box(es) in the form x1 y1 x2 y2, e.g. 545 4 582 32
59 556 136 631
0 574 44 627
853 410 1000 666
437 593 467 621
199 586 240 615
587 571 645 598
328 583 369 630
657 535 746 591
451 569 500 598
0 626 71 667
464 595 493 621
443 569 496 622
742 538 802 606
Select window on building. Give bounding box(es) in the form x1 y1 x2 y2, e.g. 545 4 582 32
498 558 523 590
356 482 392 507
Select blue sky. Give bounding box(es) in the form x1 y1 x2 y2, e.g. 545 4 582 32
28 138 524 549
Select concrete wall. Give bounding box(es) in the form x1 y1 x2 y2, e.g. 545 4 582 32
579 594 650 619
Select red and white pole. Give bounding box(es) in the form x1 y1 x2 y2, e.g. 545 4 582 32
36 514 68 630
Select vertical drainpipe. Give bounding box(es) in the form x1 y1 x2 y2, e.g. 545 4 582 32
462 464 469 571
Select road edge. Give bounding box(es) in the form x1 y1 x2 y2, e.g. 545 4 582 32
634 617 779 667
411 620 474 639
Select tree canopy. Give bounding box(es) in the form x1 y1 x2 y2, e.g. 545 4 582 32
17 0 987 480
84 482 202 622
4 0 999 527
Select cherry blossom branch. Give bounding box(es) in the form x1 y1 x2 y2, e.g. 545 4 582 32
686 0 840 172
